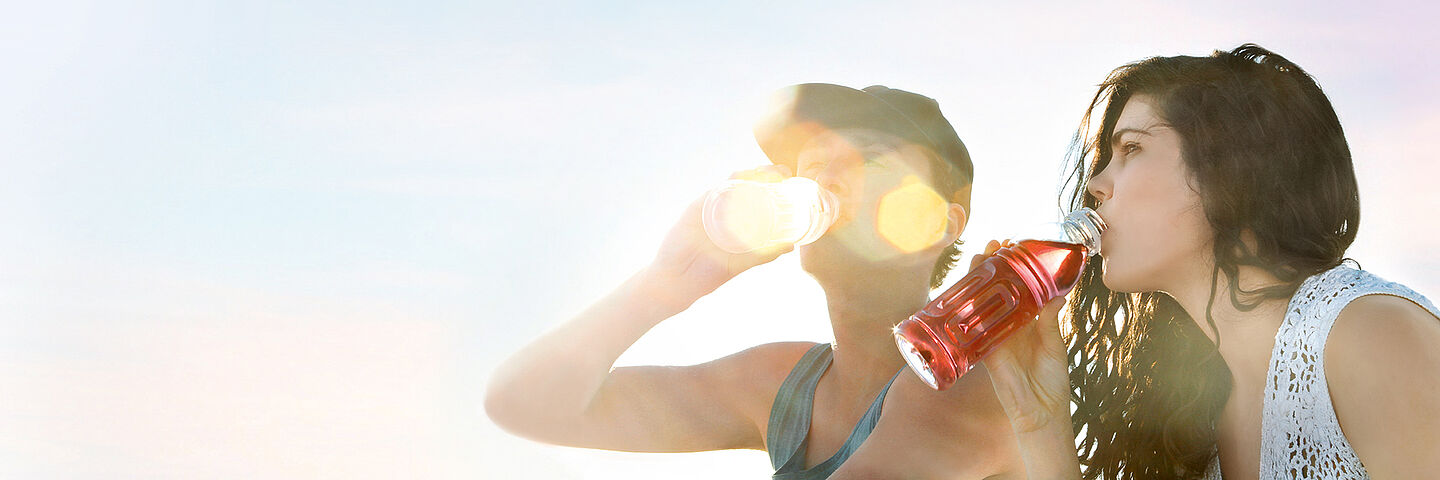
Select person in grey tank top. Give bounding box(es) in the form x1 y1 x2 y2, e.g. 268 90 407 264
487 83 1028 479
980 44 1440 479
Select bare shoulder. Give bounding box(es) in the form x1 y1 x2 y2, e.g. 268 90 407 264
1327 293 1440 380
701 341 818 384
697 341 820 422
1325 294 1440 476
854 364 1023 478
882 365 1015 431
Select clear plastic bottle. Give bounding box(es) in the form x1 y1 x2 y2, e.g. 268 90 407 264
702 177 840 254
894 208 1106 390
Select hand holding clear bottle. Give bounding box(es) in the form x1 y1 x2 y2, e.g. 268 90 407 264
644 165 802 310
701 175 839 254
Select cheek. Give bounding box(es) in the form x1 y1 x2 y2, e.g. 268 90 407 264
819 173 930 262
1101 175 1210 290
1149 175 1211 255
1104 213 1204 285
818 166 868 223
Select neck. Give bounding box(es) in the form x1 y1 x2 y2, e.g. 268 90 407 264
815 266 931 389
1166 263 1290 391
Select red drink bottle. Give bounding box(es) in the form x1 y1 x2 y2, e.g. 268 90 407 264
894 208 1106 390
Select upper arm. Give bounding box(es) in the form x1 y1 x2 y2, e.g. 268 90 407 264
1326 294 1440 477
556 342 812 453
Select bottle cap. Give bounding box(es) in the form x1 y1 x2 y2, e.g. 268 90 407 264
1062 207 1107 255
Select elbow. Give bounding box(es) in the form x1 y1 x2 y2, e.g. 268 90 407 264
483 367 566 441
484 374 581 446
483 374 527 435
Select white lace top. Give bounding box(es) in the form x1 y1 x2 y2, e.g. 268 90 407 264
1203 265 1439 479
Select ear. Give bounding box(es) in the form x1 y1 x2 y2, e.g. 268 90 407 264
937 202 968 248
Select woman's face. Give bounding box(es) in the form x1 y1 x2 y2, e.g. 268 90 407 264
1086 95 1212 293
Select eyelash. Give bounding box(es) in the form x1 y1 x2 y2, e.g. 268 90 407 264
1120 142 1141 156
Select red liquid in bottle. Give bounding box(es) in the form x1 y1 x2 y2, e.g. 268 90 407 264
894 239 1088 390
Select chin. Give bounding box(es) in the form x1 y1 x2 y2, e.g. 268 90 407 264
797 242 844 277
1098 260 1144 293
800 236 929 280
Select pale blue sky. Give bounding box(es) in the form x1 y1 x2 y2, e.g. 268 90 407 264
3 0 1438 478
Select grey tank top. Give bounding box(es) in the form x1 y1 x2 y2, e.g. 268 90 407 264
767 343 902 480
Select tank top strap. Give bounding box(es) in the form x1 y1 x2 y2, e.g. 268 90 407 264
845 368 903 448
766 343 835 470
771 367 904 480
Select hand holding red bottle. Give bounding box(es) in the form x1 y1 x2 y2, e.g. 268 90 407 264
974 240 1082 478
893 209 1100 391
970 239 1071 431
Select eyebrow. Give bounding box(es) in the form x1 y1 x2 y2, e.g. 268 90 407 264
1108 124 1170 146
860 143 901 161
1108 128 1149 146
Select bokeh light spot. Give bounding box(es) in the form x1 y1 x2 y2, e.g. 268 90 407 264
877 175 948 253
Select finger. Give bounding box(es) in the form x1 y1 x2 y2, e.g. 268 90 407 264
750 166 787 183
1036 297 1066 337
679 193 708 228
984 239 1002 255
764 163 794 179
730 165 789 183
969 253 986 270
1039 297 1064 321
968 240 1003 270
743 242 794 266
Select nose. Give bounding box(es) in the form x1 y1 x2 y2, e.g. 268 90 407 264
802 139 863 202
812 168 850 201
1086 162 1114 206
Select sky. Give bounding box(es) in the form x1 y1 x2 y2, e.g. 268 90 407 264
2 0 1438 478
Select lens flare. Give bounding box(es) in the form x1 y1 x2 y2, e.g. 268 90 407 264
876 175 948 253
704 181 777 253
702 178 839 253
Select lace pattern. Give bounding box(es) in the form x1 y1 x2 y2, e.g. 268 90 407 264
1203 265 1439 479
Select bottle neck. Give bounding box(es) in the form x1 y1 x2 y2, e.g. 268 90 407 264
1060 207 1105 254
1009 208 1106 253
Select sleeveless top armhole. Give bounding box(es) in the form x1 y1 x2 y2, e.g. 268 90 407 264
1204 265 1440 479
766 343 903 480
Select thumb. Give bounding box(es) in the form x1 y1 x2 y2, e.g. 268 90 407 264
1035 297 1066 345
751 242 794 263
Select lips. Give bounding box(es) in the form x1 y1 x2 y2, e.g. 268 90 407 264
1094 209 1113 256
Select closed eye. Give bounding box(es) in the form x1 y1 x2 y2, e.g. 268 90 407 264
862 151 895 169
799 161 826 177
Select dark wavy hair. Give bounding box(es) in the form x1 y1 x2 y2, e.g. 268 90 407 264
1058 44 1359 479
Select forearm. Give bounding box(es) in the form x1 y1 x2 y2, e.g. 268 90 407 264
484 268 695 433
1013 413 1081 480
